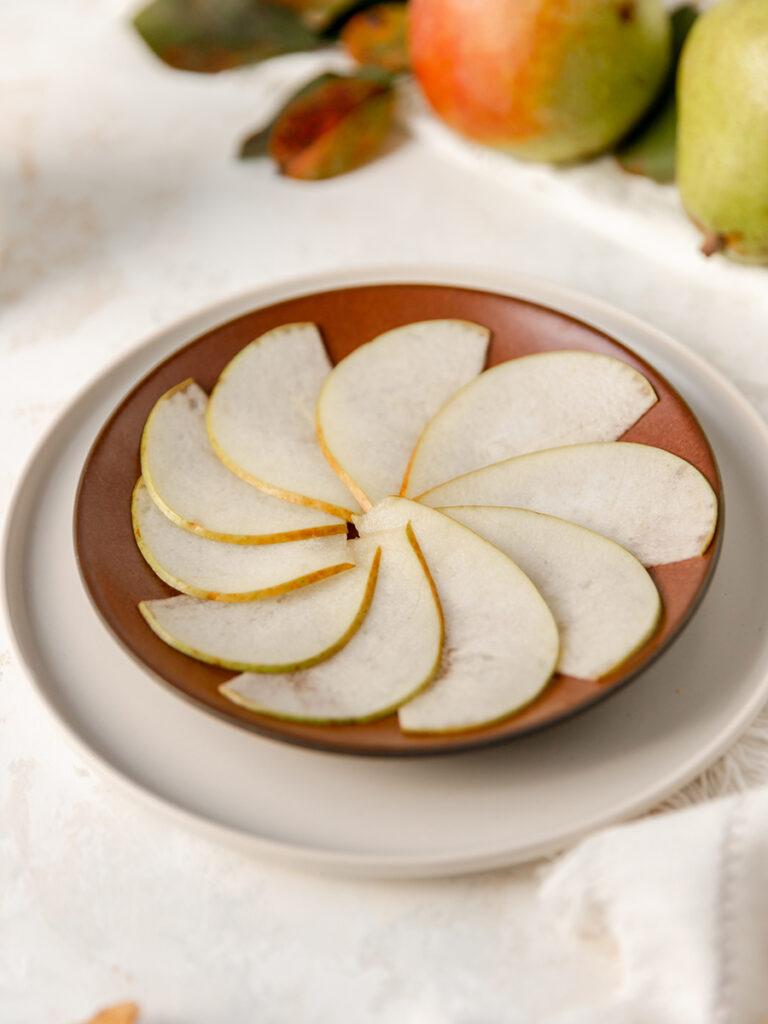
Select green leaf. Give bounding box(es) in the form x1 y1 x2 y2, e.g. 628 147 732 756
341 3 408 73
669 4 699 54
239 72 395 179
239 125 273 159
616 102 677 183
615 5 698 183
133 0 323 73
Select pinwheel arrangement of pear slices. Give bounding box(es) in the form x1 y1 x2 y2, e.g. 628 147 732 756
134 319 718 734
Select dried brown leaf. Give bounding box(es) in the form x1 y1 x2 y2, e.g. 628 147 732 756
239 72 340 158
265 73 396 179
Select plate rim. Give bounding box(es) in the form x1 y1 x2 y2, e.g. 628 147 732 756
4 264 768 877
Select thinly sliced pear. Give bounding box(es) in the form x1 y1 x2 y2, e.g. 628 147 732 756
132 480 353 601
316 320 489 508
220 526 443 723
141 379 345 544
405 351 657 497
207 323 359 519
357 499 559 734
421 442 718 566
442 506 661 679
139 547 378 673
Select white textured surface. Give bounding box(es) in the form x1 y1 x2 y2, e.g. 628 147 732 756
2 2 768 1021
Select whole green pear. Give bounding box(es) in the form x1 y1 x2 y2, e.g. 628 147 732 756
678 0 768 262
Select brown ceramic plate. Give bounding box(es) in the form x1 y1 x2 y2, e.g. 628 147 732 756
75 283 722 757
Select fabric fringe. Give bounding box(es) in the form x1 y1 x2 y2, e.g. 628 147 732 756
657 706 768 812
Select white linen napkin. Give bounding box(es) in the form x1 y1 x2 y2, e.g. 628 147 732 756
539 786 768 1023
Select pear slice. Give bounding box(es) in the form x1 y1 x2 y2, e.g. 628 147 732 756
141 380 346 544
405 351 657 497
421 442 718 566
207 323 359 519
442 506 661 679
132 479 353 601
316 319 489 508
357 498 559 734
139 547 378 672
220 526 443 723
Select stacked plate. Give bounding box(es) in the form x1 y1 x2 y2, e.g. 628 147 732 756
5 269 768 877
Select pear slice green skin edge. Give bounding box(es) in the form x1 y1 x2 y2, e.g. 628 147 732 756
439 505 663 682
403 507 561 733
416 442 719 566
205 324 359 522
315 420 372 513
398 648 559 737
399 679 551 738
401 350 659 499
220 682 441 727
141 379 348 546
399 519 560 738
219 523 445 725
132 479 354 603
315 319 490 511
357 499 560 735
138 548 382 674
206 425 358 524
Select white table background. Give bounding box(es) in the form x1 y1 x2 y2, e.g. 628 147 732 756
4 3 768 1021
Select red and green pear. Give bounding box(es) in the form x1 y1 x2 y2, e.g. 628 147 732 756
410 0 671 163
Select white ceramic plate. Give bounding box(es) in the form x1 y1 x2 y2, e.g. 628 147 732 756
4 267 768 879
